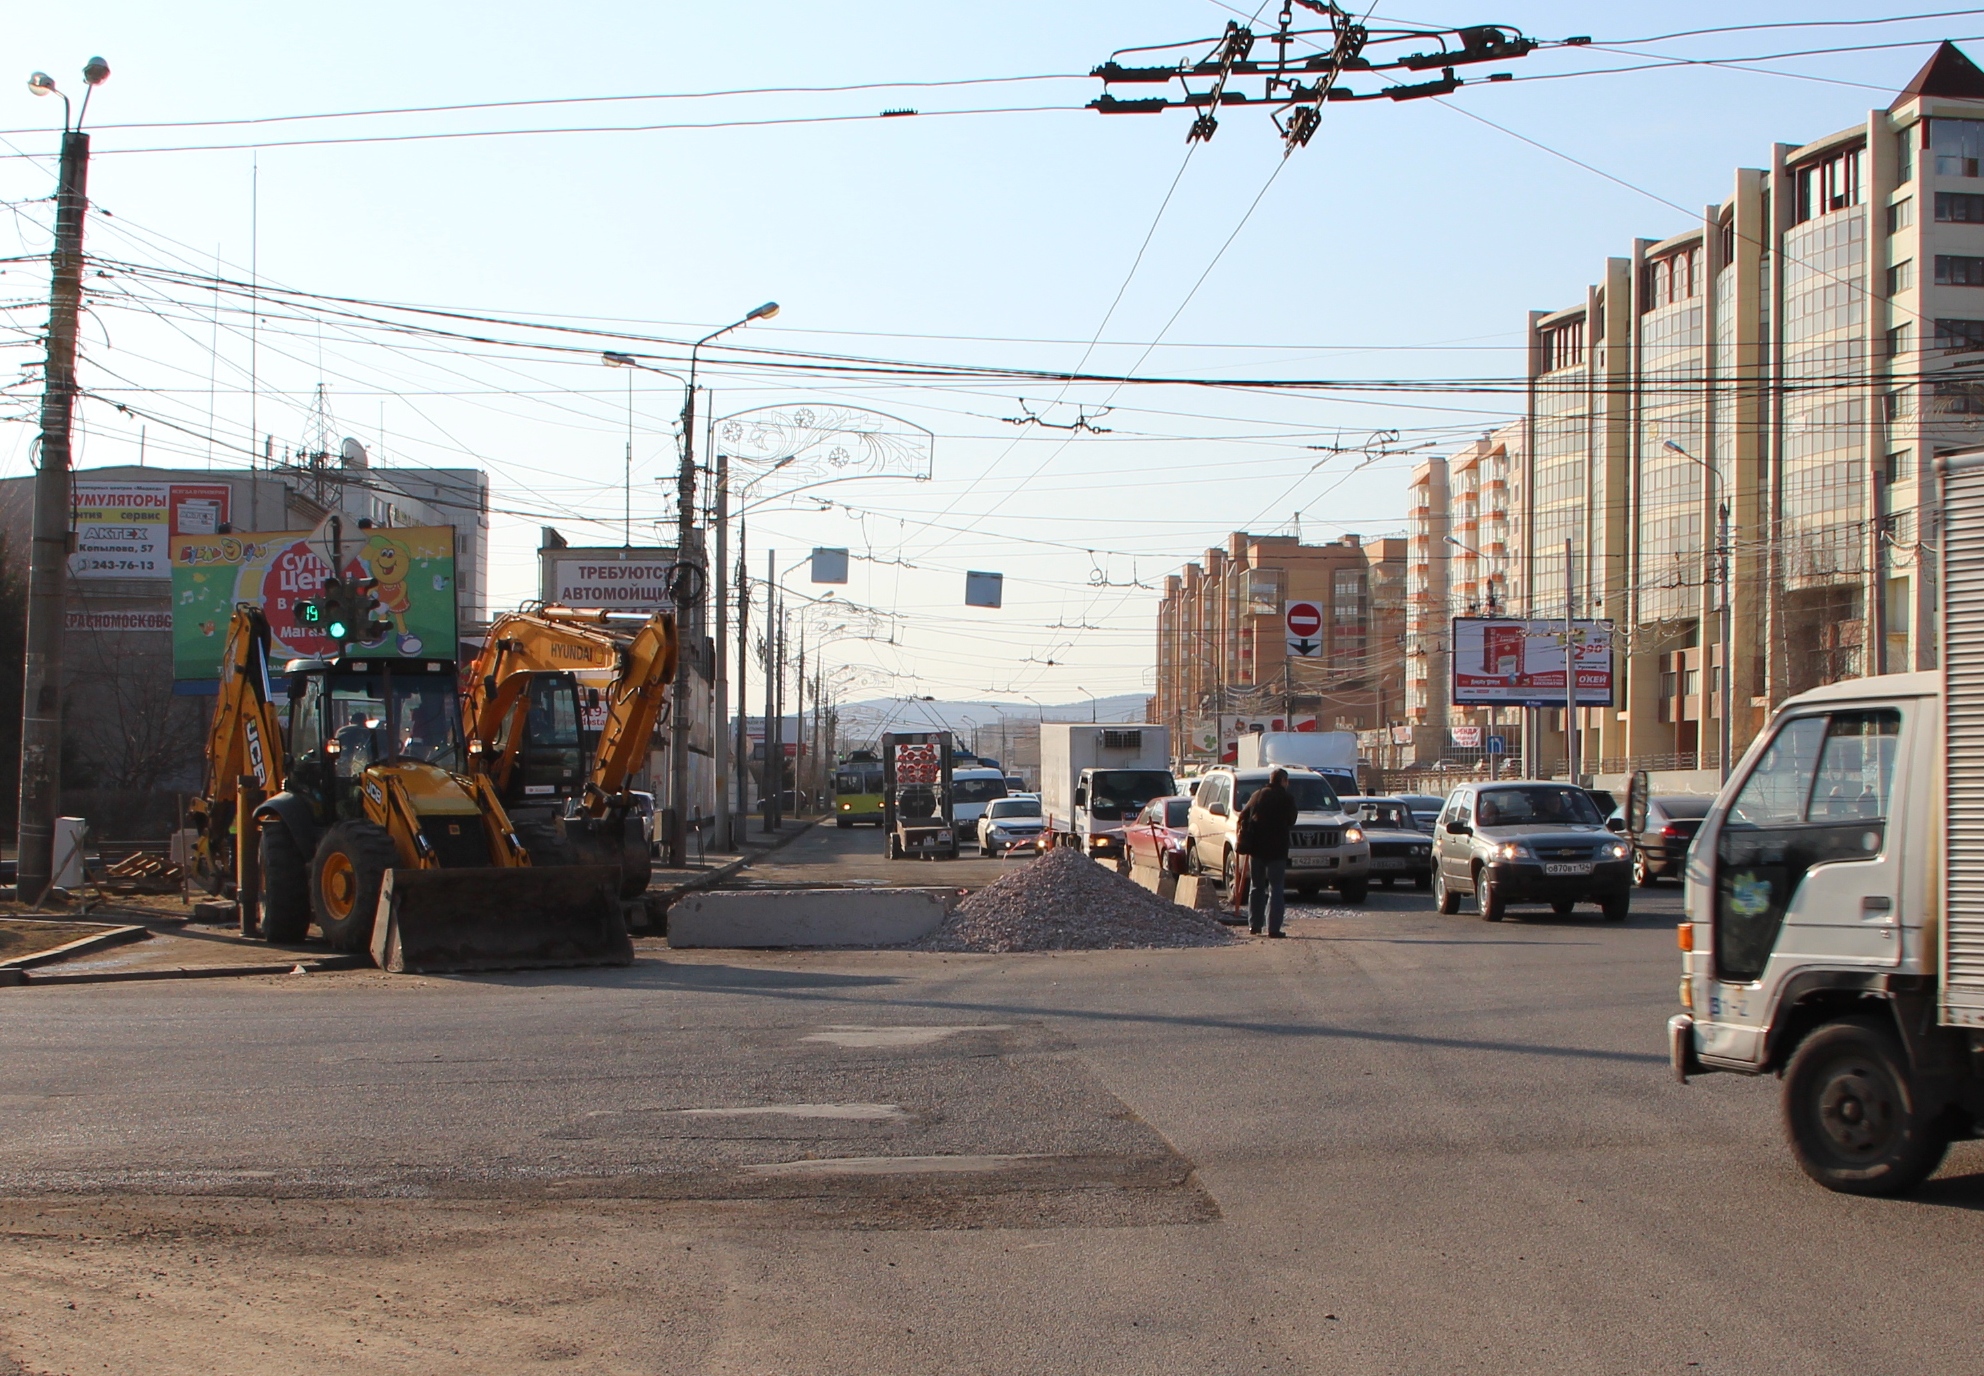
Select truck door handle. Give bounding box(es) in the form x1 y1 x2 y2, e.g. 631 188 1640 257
1861 896 1893 915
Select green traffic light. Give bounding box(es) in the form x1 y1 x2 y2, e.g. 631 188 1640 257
328 620 348 640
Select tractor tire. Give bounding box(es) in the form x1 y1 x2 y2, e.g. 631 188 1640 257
310 820 398 954
516 819 578 868
258 824 312 944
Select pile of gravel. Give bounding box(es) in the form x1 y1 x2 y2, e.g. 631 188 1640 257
919 847 1235 953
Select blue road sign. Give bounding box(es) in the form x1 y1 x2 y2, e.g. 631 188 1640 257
1485 735 1506 755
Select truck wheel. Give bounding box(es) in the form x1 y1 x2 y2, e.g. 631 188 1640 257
1433 868 1460 915
836 817 851 829
310 820 397 953
1783 1018 1951 1196
1477 869 1506 922
258 824 311 944
1601 890 1630 922
1338 879 1368 905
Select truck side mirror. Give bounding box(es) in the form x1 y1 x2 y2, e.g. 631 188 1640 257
1074 788 1087 807
1447 820 1471 835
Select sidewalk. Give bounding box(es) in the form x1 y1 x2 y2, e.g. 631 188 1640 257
640 817 818 923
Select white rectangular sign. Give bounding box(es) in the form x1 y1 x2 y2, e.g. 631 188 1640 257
1451 617 1615 707
545 555 675 613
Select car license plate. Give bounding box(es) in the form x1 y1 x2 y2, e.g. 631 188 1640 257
1289 853 1336 868
1370 857 1405 870
1545 862 1593 876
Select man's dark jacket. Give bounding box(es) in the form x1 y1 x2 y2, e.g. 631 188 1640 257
1237 780 1298 862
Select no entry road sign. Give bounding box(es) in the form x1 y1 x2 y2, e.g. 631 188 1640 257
1286 600 1322 657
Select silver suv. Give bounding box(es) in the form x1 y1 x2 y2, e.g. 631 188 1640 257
1430 782 1633 922
1187 766 1372 903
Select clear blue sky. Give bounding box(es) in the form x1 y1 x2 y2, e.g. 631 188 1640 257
0 3 1962 711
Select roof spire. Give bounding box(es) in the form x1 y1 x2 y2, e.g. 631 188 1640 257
1896 41 1984 104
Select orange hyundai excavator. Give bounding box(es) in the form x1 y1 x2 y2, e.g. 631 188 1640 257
461 603 679 900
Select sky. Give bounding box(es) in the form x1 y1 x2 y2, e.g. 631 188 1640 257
0 2 1968 717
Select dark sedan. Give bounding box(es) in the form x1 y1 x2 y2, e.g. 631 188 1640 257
1620 794 1713 886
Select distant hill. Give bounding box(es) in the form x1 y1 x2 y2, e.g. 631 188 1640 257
835 694 1149 747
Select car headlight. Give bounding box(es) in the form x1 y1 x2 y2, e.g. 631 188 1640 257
1414 845 1430 856
1344 826 1364 844
1607 841 1631 860
1496 841 1531 861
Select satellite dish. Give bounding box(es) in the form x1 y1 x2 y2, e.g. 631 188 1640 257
340 437 368 469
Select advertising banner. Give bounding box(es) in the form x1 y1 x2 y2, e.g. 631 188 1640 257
70 481 230 581
170 526 457 683
1451 617 1615 707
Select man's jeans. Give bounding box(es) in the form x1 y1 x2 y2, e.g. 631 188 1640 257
1248 856 1287 934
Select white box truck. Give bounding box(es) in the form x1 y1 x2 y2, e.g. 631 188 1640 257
1668 446 1984 1195
1040 724 1175 862
1237 730 1360 797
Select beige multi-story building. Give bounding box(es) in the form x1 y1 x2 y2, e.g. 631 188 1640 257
1405 42 1984 784
1154 531 1405 765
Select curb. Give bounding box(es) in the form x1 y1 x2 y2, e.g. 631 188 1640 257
0 923 150 972
17 954 370 986
647 820 820 915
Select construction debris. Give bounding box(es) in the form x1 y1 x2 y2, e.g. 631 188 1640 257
919 847 1234 953
94 852 184 896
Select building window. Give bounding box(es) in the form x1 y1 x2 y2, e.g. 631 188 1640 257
1889 196 1915 232
1936 379 1984 413
1934 117 1984 178
1540 318 1584 372
1660 669 1678 699
1683 669 1700 697
1886 450 1911 486
1889 259 1915 294
1794 146 1863 222
1937 191 1984 222
1885 390 1915 421
1640 246 1703 311
1937 254 1984 286
1935 317 1984 352
1888 322 1914 357
1899 127 1916 183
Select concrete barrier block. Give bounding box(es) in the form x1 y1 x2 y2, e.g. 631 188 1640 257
667 887 950 948
1173 874 1223 911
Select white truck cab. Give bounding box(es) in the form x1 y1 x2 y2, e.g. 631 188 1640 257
1671 671 1971 1195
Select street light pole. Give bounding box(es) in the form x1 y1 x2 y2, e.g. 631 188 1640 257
18 58 108 905
1665 440 1734 783
661 301 777 868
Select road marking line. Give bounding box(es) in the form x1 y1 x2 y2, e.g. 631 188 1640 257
674 1103 907 1121
801 1024 1010 1047
743 1153 1049 1177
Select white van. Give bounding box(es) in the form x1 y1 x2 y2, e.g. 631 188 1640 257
949 767 1010 835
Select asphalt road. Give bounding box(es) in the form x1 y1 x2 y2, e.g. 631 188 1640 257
4 836 1981 1375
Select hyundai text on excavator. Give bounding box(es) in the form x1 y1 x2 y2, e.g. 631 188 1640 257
186 591 634 974
460 603 678 899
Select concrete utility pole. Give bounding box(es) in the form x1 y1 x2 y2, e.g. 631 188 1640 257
713 453 730 850
18 67 104 904
736 521 750 826
1563 539 1579 785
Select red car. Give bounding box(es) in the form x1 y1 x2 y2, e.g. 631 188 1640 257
1123 796 1193 875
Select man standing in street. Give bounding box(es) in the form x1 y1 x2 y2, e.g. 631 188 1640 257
1237 767 1297 937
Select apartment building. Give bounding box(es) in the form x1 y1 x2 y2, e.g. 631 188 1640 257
1154 530 1405 765
1405 42 1984 783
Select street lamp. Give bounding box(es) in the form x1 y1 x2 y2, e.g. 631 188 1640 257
1663 440 1734 784
1076 686 1099 723
654 302 778 868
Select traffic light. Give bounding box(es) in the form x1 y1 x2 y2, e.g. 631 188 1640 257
301 575 388 650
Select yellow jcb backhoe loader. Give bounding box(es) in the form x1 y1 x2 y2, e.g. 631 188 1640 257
187 602 633 973
461 603 679 900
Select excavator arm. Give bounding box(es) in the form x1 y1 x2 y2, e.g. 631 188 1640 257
463 604 678 814
185 604 288 892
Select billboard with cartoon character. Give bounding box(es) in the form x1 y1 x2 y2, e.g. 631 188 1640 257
169 525 458 685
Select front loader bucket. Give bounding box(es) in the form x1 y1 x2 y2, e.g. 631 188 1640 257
368 865 634 974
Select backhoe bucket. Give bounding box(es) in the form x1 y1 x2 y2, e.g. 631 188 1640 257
367 864 634 974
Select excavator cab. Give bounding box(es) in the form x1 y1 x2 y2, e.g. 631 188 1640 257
285 658 470 828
